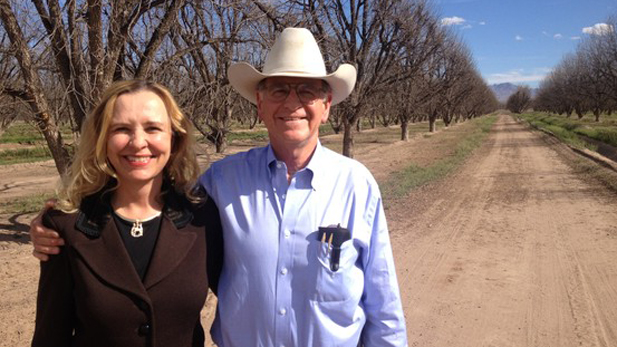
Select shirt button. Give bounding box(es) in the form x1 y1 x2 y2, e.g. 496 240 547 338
284 230 291 238
277 163 282 169
138 323 151 336
280 268 288 275
281 194 286 199
279 308 287 315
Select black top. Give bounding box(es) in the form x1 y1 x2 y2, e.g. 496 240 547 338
112 212 162 281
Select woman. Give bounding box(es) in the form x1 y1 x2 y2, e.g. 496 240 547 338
31 80 223 347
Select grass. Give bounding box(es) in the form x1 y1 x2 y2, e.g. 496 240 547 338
575 126 617 147
0 192 54 214
382 115 497 200
0 146 53 165
226 130 269 142
512 111 617 194
516 111 617 149
0 123 45 144
552 142 617 193
0 121 75 144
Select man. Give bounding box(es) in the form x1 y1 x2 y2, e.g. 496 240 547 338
30 27 408 346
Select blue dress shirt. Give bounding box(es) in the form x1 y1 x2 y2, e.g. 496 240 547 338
199 142 407 347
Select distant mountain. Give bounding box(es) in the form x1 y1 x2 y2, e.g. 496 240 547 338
489 83 537 103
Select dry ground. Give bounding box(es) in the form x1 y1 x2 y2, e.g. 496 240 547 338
1 114 617 346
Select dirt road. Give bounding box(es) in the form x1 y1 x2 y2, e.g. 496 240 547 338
1 114 616 346
389 114 617 346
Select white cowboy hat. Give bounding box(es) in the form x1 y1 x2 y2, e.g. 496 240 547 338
228 27 357 106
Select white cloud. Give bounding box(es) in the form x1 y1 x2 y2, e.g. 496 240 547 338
486 69 550 85
570 36 581 40
582 23 615 35
479 21 486 25
515 35 523 41
462 24 473 29
441 16 466 26
554 33 563 39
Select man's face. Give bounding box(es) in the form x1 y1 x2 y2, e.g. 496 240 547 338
256 76 332 153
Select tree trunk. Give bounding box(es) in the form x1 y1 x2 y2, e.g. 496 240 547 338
400 118 409 141
574 107 583 119
215 132 226 153
0 0 70 175
37 112 71 175
429 110 437 132
443 113 451 127
342 117 355 158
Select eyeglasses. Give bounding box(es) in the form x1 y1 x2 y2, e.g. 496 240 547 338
260 82 327 105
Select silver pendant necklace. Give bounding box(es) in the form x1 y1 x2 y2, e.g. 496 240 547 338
115 212 162 238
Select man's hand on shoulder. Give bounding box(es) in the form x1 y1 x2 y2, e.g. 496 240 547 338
30 199 64 261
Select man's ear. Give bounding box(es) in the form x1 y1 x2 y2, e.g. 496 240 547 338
321 94 332 124
256 92 264 121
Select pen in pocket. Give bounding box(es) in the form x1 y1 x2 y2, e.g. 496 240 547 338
318 224 351 271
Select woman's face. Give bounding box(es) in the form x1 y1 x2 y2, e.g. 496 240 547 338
106 90 172 188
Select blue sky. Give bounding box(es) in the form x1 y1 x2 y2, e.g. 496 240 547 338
435 0 617 87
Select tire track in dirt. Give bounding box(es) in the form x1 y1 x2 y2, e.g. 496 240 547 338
389 114 617 347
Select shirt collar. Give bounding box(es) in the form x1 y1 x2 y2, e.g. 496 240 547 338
266 144 278 170
265 141 326 191
305 141 325 191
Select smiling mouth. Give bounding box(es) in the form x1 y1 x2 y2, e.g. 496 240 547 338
125 156 153 163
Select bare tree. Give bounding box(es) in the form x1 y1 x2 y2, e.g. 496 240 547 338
437 41 477 127
460 75 498 120
394 0 443 140
535 13 616 120
0 0 70 173
506 86 532 114
167 0 255 153
0 0 189 175
328 0 427 157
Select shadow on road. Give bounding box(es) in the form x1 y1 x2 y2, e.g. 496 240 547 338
0 213 32 245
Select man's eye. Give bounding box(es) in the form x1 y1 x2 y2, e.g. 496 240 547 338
268 86 289 98
298 86 319 99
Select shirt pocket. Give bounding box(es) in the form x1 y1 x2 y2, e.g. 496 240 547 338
309 294 359 329
312 239 361 302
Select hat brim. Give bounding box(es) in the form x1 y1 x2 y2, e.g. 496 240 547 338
228 62 356 106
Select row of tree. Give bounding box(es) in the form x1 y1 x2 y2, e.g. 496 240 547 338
534 15 617 121
0 0 498 176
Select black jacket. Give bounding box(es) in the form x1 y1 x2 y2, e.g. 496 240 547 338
32 188 223 347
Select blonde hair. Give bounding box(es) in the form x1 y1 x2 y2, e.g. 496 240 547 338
58 80 201 212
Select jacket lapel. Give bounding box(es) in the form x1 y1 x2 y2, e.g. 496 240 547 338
142 216 197 290
72 220 149 300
